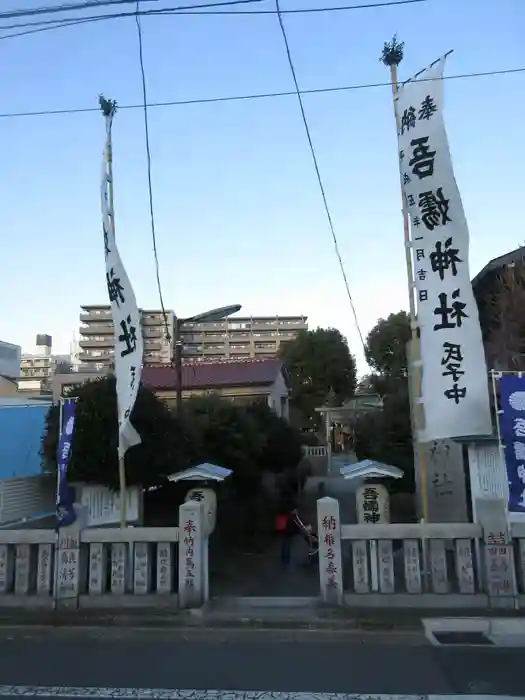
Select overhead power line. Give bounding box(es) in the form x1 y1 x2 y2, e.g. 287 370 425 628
274 0 367 356
0 66 522 120
0 0 263 38
0 0 159 21
133 0 171 342
0 0 426 39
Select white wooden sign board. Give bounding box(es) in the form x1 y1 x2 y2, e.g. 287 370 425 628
79 484 141 527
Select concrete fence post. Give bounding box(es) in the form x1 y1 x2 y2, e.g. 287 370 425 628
317 496 343 604
178 500 206 609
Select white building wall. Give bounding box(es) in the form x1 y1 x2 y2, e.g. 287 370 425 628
267 371 290 419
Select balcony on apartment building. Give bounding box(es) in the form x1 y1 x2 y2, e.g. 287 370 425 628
248 322 280 332
227 331 252 339
143 327 167 339
21 357 50 367
144 338 164 351
242 318 306 330
254 342 278 353
78 337 113 349
200 345 228 356
20 366 50 379
182 321 227 333
80 309 112 323
78 350 113 363
230 350 253 358
79 323 114 336
141 312 173 327
200 332 229 342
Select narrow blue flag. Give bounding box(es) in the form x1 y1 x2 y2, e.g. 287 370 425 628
56 399 77 528
497 374 525 513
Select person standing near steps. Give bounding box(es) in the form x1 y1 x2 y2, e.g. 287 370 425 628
279 508 300 567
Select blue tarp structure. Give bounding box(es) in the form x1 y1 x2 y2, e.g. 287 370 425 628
0 404 50 480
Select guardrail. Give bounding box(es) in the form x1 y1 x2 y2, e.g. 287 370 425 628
317 496 525 609
0 501 206 609
301 445 327 458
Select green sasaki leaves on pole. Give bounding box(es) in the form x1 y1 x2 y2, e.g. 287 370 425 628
99 95 118 118
380 35 405 67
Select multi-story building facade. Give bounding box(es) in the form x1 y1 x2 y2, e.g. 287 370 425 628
19 334 81 392
180 315 308 359
78 306 307 370
19 334 53 382
79 305 175 371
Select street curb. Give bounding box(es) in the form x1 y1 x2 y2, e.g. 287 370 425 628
0 610 424 631
0 607 521 632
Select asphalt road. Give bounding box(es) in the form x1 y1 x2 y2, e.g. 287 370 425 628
0 627 523 698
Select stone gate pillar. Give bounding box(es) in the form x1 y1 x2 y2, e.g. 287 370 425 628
317 496 343 604
178 500 206 608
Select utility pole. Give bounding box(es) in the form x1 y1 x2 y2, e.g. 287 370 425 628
171 304 242 415
173 317 183 414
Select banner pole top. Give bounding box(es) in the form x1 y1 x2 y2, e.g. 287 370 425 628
99 94 117 118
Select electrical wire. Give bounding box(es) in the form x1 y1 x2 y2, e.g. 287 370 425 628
0 0 264 39
0 0 159 21
0 0 263 31
274 0 371 357
134 0 172 343
1 67 522 119
0 0 426 32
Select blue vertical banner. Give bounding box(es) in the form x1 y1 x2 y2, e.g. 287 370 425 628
56 399 77 528
497 374 525 513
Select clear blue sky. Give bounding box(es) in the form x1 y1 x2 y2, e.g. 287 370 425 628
0 0 523 372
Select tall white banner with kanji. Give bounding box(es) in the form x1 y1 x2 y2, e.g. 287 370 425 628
101 112 144 458
397 56 491 441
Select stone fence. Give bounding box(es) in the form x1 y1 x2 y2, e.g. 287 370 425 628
0 500 206 610
317 496 525 610
2 495 525 611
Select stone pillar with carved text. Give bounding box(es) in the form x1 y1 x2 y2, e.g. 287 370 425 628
178 500 205 608
53 506 87 605
317 496 343 604
476 498 518 606
55 531 81 603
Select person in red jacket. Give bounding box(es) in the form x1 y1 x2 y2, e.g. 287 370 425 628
277 508 299 566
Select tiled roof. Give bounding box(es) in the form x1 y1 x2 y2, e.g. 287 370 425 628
142 358 286 391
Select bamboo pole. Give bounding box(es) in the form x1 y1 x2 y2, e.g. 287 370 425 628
53 397 64 609
382 39 429 522
100 96 127 529
106 122 127 528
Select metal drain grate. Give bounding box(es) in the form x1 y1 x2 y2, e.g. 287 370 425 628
432 630 494 645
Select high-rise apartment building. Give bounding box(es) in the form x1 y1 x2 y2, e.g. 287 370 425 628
78 306 307 369
180 315 308 359
79 305 174 371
